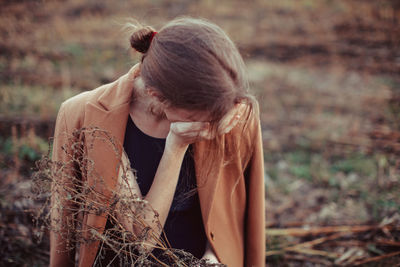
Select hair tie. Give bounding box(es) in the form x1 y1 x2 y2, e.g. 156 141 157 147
150 31 157 43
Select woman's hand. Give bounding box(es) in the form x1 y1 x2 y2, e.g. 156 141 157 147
217 102 247 134
166 121 210 150
166 103 247 151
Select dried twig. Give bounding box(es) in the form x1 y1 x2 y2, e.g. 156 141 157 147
291 232 350 248
353 251 400 266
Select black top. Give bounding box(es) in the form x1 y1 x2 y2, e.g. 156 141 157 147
97 115 206 265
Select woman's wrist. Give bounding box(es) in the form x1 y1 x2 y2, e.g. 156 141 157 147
165 132 189 153
164 144 188 160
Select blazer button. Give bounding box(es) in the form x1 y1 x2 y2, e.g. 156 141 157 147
210 232 215 240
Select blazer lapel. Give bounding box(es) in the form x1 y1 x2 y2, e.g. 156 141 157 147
79 102 130 267
78 65 138 267
83 101 130 195
83 63 138 213
82 63 139 199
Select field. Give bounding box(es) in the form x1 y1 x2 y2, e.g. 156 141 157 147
0 0 399 266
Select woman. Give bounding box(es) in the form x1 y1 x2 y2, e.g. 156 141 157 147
50 17 265 267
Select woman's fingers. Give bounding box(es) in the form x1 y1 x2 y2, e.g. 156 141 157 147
168 103 248 147
169 121 214 145
170 121 209 135
198 128 214 140
218 103 247 134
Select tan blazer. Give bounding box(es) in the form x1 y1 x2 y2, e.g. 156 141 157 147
50 64 265 267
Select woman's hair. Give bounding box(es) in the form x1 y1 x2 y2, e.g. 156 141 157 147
127 17 257 184
129 17 255 124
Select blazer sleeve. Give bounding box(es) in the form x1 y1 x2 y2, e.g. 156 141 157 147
50 103 77 267
244 108 266 267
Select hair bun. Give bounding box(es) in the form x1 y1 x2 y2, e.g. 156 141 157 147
130 26 156 53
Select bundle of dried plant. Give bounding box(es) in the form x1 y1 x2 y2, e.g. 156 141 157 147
32 127 224 267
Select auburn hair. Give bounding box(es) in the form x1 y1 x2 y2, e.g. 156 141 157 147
129 17 255 123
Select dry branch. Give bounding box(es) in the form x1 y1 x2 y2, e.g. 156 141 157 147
353 251 400 266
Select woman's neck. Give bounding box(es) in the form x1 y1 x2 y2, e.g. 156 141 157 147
129 91 170 139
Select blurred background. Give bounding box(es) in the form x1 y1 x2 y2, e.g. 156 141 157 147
0 0 399 265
